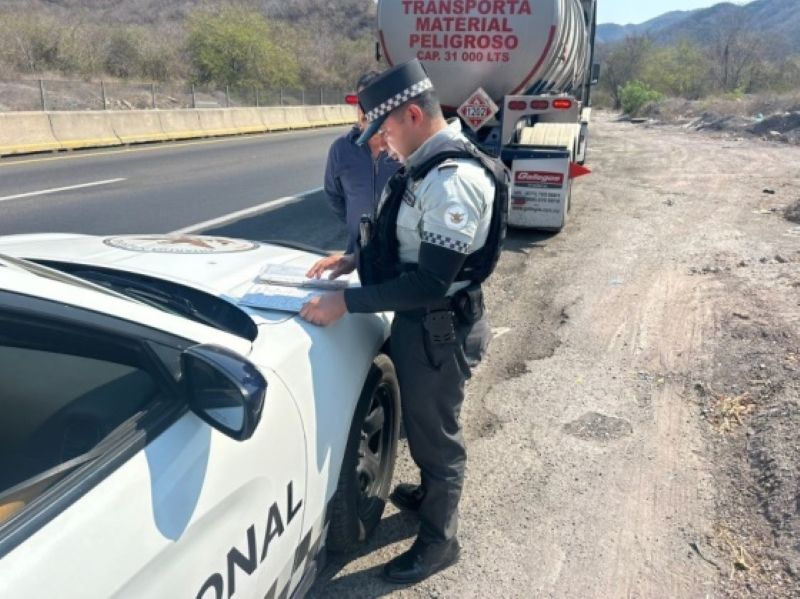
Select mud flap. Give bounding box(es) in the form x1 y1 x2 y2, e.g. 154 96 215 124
508 150 571 231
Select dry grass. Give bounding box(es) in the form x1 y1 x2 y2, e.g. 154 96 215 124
706 385 756 433
716 526 760 581
642 91 800 124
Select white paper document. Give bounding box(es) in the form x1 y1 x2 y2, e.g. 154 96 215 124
238 283 322 313
256 264 352 290
237 263 357 313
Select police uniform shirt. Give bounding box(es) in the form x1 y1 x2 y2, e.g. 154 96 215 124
396 119 494 295
344 119 495 314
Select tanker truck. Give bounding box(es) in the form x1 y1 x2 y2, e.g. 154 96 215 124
375 0 599 231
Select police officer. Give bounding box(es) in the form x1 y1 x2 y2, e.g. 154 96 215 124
324 71 400 254
300 59 505 584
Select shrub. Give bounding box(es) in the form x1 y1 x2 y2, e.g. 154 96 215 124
186 8 299 89
619 80 664 116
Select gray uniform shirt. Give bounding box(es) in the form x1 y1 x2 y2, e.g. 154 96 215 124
391 119 494 294
344 119 495 314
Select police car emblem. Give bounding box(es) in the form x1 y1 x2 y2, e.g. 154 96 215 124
444 203 468 231
104 235 259 254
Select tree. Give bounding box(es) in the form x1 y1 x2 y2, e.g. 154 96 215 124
186 8 300 90
600 36 654 109
105 27 143 79
707 12 763 93
641 41 711 99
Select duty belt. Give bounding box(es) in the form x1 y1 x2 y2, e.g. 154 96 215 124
396 296 456 320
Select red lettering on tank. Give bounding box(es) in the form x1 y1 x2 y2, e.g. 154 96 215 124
402 0 531 16
415 16 515 34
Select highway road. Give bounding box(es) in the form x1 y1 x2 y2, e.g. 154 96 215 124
0 127 351 251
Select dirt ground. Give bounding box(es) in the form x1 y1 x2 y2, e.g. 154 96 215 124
640 93 800 146
309 111 800 598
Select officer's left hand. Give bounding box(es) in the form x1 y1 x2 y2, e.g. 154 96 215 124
299 291 347 326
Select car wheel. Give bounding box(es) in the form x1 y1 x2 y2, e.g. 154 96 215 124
327 353 400 553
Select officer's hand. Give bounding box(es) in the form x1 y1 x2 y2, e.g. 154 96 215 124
299 291 347 327
306 254 356 280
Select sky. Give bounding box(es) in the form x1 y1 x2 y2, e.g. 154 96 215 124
597 0 745 25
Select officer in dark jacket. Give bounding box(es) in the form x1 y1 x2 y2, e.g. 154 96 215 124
300 59 504 584
324 71 400 253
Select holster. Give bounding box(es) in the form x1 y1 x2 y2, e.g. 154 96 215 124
453 284 484 325
422 310 457 370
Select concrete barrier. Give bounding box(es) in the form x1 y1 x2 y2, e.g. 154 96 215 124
158 110 204 140
0 104 355 158
230 108 268 134
196 109 240 136
340 105 357 123
284 106 312 129
0 112 62 156
109 110 168 144
322 105 346 125
48 111 121 150
259 107 290 131
305 106 328 127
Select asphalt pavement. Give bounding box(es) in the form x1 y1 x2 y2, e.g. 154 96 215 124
0 127 351 248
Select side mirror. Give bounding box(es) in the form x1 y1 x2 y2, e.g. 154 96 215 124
591 63 601 86
181 345 267 441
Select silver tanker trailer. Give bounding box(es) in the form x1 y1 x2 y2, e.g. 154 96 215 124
376 0 599 231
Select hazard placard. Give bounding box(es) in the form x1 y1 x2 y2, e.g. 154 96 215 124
457 88 499 132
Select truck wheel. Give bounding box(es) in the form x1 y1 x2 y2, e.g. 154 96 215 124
327 354 400 553
577 123 589 165
566 180 573 214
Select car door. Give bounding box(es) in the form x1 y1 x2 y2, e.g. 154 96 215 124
0 290 308 599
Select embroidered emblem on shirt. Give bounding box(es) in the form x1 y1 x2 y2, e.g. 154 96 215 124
444 202 469 231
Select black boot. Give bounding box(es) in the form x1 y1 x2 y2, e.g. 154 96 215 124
382 537 460 584
388 483 425 512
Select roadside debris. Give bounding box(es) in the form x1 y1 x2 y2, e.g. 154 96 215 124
785 199 800 223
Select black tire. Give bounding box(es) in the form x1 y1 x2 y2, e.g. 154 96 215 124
327 354 401 553
577 125 589 166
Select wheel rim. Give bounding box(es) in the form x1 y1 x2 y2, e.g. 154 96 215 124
356 380 394 520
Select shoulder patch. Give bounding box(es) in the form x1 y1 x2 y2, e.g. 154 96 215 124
437 160 459 171
443 201 469 231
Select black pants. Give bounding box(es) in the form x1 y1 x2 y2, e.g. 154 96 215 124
390 311 489 544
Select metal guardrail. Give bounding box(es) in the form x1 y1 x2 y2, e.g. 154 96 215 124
0 78 348 112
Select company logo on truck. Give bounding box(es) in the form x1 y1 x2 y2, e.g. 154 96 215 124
515 171 564 188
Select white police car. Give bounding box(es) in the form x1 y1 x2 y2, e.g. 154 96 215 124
0 234 401 599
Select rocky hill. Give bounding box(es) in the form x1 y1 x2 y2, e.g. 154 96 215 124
598 0 800 56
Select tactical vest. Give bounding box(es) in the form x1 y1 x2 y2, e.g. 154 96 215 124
357 139 509 287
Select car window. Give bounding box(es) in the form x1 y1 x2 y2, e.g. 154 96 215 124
0 316 174 525
32 260 259 342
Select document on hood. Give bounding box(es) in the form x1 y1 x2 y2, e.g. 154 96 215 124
256 264 355 290
237 283 321 313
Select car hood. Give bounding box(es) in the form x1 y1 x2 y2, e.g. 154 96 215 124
0 233 391 393
0 233 320 304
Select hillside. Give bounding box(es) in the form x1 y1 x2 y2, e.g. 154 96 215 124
0 0 377 39
597 9 699 44
598 0 800 55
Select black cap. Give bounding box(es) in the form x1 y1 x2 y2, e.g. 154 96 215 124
356 59 434 146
